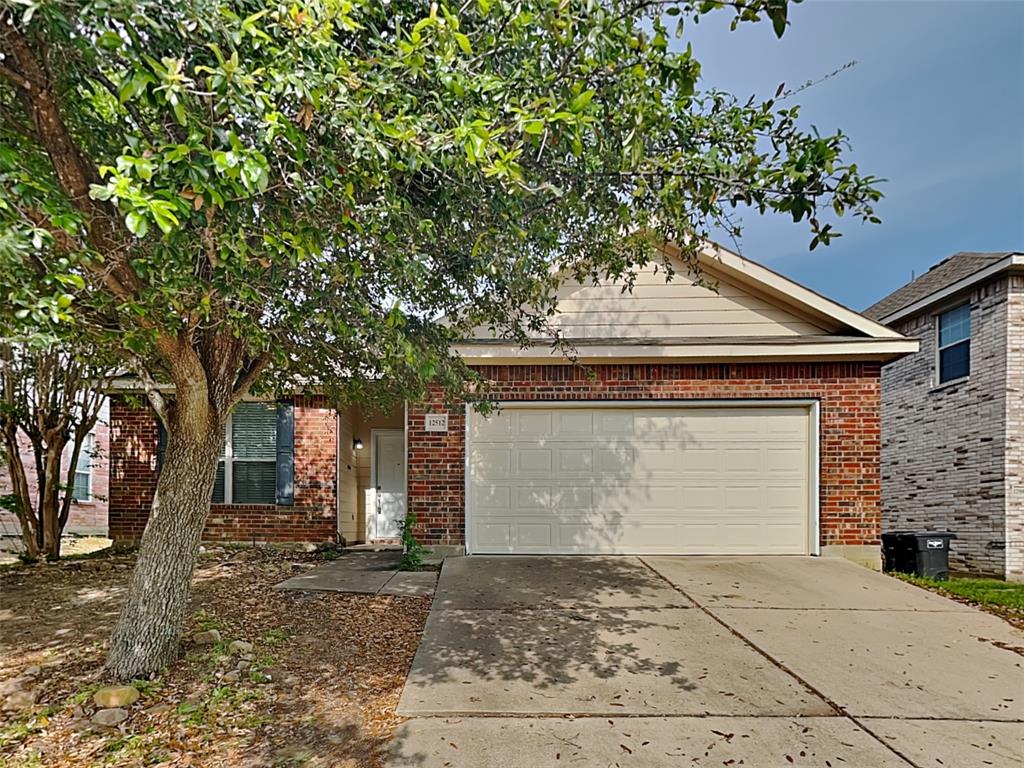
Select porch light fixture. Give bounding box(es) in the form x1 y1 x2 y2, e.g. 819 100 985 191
353 437 364 450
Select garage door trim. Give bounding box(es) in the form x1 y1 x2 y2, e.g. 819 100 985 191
463 399 821 556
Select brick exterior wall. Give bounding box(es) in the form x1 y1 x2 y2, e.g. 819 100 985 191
880 277 1014 578
0 402 110 537
108 396 337 544
408 362 882 550
1005 275 1024 581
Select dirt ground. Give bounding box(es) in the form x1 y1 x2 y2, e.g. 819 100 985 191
0 548 430 767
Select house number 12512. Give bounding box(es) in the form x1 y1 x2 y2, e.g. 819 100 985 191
424 413 448 432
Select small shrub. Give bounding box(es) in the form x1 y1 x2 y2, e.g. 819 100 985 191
262 628 290 644
398 512 430 571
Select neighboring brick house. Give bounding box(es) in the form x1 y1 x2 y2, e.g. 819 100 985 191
0 400 110 538
107 244 917 567
865 252 1024 581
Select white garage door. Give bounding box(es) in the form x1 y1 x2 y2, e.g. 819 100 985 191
467 404 814 555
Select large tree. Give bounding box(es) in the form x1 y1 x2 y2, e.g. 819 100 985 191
0 0 880 679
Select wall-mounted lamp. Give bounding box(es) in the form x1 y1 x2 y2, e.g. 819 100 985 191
353 437 364 451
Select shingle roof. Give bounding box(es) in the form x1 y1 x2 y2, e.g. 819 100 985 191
863 252 1018 322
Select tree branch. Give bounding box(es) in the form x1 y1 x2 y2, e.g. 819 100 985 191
130 358 171 429
0 61 31 91
229 351 272 407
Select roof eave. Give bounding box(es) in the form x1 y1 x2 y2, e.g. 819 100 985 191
876 254 1024 325
454 337 920 365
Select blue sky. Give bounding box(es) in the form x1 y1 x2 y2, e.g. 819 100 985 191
684 0 1024 310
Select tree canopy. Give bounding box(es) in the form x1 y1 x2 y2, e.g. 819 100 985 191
2 0 881 409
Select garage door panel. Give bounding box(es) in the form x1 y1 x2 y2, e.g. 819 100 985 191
517 411 553 436
468 405 812 555
556 410 595 435
471 447 511 476
767 447 805 473
475 485 512 510
597 410 636 435
558 448 594 472
475 522 512 548
517 448 553 472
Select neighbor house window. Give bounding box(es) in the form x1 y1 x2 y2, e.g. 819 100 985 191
72 433 94 502
212 402 278 505
937 303 971 384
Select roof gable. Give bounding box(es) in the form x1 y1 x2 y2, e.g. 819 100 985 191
529 249 829 341
467 242 902 343
864 251 1022 323
457 241 917 363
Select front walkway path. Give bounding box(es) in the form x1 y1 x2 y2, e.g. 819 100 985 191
273 551 438 597
388 556 1024 767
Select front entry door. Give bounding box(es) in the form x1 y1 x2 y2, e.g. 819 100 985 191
372 430 406 539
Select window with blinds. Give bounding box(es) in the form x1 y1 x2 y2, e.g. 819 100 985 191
937 303 971 384
212 402 278 505
72 433 94 502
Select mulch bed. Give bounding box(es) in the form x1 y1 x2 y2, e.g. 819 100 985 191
0 548 430 767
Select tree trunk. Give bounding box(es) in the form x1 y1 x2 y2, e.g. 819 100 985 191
0 434 40 560
41 442 64 560
104 405 224 681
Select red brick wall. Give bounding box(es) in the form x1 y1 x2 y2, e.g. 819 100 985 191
408 362 882 548
108 396 337 544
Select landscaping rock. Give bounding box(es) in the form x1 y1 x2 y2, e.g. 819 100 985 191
23 665 41 678
193 629 222 644
259 666 287 683
92 707 128 727
240 652 255 661
221 670 241 683
227 640 253 655
236 660 251 671
93 685 140 708
3 688 38 711
145 703 174 716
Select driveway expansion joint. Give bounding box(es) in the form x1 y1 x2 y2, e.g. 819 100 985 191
637 557 925 768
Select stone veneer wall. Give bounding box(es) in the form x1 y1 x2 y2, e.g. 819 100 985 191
881 277 1011 577
1005 275 1023 581
108 395 337 544
408 362 882 552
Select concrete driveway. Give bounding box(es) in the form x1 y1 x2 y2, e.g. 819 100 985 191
389 556 1024 767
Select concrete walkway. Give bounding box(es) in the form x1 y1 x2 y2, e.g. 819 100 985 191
389 556 1024 767
273 551 438 597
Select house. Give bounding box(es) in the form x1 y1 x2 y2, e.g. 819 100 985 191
864 251 1023 581
0 400 110 540
107 244 918 567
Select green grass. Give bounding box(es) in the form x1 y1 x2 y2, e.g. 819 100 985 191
893 573 1024 612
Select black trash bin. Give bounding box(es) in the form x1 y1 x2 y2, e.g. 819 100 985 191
881 531 956 580
881 531 914 573
906 532 956 580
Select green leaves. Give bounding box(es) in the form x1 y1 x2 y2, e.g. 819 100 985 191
1 0 876 413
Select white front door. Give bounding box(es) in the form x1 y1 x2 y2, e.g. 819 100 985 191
372 430 406 539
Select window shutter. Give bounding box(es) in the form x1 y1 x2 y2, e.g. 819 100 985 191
276 401 295 506
156 421 167 474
